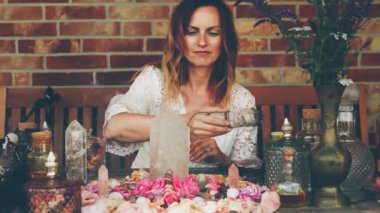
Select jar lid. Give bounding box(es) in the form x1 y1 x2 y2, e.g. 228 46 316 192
302 109 321 119
18 122 37 130
32 131 52 143
25 178 82 190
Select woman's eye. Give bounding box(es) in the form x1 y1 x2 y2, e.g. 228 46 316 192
185 30 198 35
208 32 220 37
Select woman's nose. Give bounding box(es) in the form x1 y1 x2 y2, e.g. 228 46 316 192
197 34 207 47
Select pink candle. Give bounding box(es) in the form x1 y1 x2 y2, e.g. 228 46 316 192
98 165 109 198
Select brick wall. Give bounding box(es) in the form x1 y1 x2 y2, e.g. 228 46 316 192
0 0 379 129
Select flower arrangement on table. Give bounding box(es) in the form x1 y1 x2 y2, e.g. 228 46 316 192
234 0 373 85
81 170 280 213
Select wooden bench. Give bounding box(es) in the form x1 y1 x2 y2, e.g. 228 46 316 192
0 85 369 173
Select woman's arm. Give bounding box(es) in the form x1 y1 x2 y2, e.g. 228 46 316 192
104 112 154 143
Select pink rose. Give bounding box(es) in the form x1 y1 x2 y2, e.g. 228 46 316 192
133 178 154 196
260 191 281 213
150 178 165 196
163 192 178 206
182 176 200 199
239 185 261 201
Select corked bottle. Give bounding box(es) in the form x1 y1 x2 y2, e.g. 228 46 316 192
28 131 52 179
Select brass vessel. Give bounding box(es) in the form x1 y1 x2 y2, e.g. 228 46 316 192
310 84 351 207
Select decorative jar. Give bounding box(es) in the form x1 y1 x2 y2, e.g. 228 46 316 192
264 118 311 193
28 131 52 179
25 178 82 212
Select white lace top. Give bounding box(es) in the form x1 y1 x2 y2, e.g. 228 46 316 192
104 66 262 169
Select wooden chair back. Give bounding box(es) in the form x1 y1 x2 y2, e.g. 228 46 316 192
250 85 369 158
4 85 369 173
5 87 127 168
0 87 6 139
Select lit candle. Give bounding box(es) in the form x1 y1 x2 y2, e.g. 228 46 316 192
45 151 58 178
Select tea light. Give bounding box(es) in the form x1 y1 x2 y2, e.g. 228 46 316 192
45 151 58 178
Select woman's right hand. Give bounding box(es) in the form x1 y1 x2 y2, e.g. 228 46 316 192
183 107 231 141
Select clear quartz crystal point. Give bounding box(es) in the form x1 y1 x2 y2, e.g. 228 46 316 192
339 83 375 190
150 106 189 178
65 120 87 183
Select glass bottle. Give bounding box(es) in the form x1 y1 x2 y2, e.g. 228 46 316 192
208 107 262 127
296 109 322 149
264 118 311 193
86 129 105 182
338 83 375 191
274 147 307 208
28 131 52 179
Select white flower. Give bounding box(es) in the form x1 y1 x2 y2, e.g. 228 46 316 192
339 79 353 86
288 26 312 32
342 33 348 40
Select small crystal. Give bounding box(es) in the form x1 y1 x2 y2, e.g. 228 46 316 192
98 165 109 198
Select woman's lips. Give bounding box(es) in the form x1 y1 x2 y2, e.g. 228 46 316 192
194 51 211 56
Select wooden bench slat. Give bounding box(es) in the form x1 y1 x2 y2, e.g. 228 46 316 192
83 107 92 130
11 109 21 131
54 108 64 167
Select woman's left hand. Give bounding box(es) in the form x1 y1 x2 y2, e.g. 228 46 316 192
190 138 225 163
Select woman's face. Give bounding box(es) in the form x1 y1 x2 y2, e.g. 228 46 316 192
183 6 222 70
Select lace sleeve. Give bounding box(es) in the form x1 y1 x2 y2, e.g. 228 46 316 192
104 66 161 156
229 83 262 168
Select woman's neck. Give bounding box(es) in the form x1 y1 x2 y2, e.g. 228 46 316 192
187 65 213 94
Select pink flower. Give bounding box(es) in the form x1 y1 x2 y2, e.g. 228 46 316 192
163 192 178 206
239 185 262 202
133 178 154 196
172 176 185 198
150 178 165 196
260 191 281 213
182 176 200 199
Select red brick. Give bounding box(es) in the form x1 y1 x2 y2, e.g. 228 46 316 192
237 54 295 67
47 56 107 69
236 5 295 18
0 6 42 20
111 55 161 68
270 38 290 51
19 39 80 53
46 6 105 20
239 38 268 51
0 73 12 86
110 6 169 19
361 53 380 66
369 3 380 17
123 22 151 36
147 38 165 51
96 71 136 85
0 40 15 53
15 72 30 86
0 23 56 37
83 39 143 52
348 68 380 82
299 5 316 18
33 73 93 86
60 22 120 36
9 0 67 2
0 56 42 69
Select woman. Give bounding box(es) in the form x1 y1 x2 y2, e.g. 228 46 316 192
104 0 261 169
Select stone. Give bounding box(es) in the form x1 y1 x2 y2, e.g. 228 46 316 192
149 106 189 178
65 120 87 183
